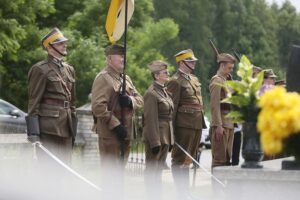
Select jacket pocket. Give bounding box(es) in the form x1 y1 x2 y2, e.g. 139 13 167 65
39 109 60 135
39 109 59 117
47 76 64 93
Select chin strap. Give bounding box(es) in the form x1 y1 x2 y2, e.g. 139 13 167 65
49 43 67 57
182 60 194 72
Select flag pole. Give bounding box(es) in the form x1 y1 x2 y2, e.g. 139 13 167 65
122 0 128 96
120 0 129 161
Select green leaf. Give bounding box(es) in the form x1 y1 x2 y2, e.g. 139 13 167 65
250 70 264 93
222 95 250 107
225 111 244 123
226 80 248 94
240 55 252 65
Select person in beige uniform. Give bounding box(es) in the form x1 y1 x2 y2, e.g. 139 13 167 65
143 60 174 199
91 44 143 166
27 27 77 163
209 53 236 168
167 49 206 199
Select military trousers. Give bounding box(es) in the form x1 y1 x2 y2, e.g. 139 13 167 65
171 127 202 167
210 126 234 168
98 137 131 200
145 142 169 169
98 137 131 167
34 134 73 199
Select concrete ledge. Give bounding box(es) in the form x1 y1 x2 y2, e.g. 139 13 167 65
213 157 300 182
214 166 300 182
212 158 300 200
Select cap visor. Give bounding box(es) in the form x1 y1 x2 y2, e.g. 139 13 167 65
51 37 68 45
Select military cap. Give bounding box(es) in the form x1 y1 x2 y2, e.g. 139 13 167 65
148 60 168 73
105 44 125 56
263 69 277 78
217 53 236 63
174 49 198 62
42 28 68 49
253 65 262 73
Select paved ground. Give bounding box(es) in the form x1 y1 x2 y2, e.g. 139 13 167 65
0 133 218 200
1 134 298 200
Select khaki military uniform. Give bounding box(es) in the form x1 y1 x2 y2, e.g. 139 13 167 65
28 55 76 161
209 70 234 168
167 71 205 167
91 66 143 164
143 82 174 168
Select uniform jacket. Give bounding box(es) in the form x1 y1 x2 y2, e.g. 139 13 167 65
209 70 234 129
28 55 76 137
143 82 174 148
91 66 143 140
167 71 205 130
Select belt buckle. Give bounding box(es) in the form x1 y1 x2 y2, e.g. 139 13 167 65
63 101 69 108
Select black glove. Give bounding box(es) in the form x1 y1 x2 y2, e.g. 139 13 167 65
28 134 40 143
119 94 133 108
113 124 128 141
151 146 161 155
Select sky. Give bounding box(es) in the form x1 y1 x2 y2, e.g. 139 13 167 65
266 0 300 12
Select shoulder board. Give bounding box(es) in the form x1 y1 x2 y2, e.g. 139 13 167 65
211 74 224 83
33 60 50 74
34 60 48 67
211 74 220 80
99 69 108 75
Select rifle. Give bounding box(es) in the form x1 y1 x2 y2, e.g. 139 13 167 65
209 38 234 80
232 48 241 62
209 38 220 59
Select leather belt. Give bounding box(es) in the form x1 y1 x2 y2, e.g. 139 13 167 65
179 104 203 110
42 98 70 108
158 115 172 121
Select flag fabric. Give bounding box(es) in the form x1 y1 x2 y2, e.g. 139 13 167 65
105 0 135 44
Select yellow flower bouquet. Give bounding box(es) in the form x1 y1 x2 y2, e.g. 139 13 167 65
258 87 300 161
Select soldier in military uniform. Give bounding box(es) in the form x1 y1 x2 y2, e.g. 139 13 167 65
144 60 174 169
143 60 174 199
91 44 143 166
209 53 236 168
27 27 77 163
167 49 206 199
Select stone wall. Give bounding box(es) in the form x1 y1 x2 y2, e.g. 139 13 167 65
75 103 100 169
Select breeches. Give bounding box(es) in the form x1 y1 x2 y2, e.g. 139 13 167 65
98 137 131 168
210 127 234 168
171 127 202 167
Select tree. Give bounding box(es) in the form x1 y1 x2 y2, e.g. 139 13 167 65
274 1 300 68
0 0 55 109
0 0 179 109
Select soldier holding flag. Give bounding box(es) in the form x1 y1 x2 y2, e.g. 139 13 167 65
91 44 143 166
